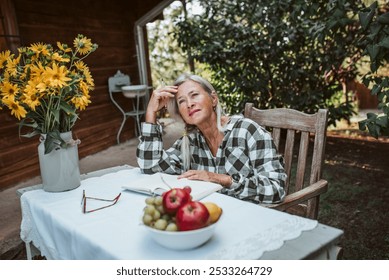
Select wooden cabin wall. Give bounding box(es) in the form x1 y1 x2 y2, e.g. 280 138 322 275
0 0 162 190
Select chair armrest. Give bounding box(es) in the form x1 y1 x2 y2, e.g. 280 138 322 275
266 179 328 212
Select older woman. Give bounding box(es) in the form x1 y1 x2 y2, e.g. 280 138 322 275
137 73 286 204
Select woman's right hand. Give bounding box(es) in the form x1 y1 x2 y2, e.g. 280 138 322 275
146 86 178 123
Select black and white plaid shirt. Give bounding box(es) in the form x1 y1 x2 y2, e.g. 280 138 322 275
137 115 286 204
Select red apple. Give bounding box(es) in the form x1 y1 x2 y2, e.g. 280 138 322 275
176 201 210 231
162 188 191 215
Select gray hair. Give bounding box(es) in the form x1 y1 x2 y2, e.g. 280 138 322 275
166 73 225 171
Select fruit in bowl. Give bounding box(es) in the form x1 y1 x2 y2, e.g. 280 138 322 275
176 201 210 231
203 202 223 223
142 187 222 250
162 187 191 215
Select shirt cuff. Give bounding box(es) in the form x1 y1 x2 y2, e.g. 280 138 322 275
230 173 244 189
141 122 163 137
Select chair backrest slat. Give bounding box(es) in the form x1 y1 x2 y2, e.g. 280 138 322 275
283 129 295 192
272 128 281 150
295 131 310 191
309 109 328 184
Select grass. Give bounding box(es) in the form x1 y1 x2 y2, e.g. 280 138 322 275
317 132 389 259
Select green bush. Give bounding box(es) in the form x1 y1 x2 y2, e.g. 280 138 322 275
175 0 366 126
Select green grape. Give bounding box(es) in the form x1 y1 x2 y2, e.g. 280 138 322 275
161 214 171 221
156 205 165 214
154 196 163 206
154 219 168 230
145 197 155 205
166 223 178 231
144 205 155 215
153 209 161 220
143 214 153 225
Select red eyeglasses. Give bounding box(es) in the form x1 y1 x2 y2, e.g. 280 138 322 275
81 190 121 214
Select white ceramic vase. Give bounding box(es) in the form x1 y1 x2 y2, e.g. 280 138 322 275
38 131 81 192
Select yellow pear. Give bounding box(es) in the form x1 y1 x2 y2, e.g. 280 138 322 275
203 202 223 223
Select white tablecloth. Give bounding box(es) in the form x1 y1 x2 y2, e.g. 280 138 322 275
20 168 317 260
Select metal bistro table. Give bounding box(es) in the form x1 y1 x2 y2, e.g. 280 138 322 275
18 166 343 260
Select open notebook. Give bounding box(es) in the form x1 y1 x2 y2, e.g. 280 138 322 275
122 172 223 201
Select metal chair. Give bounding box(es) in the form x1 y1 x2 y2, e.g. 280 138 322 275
108 71 147 144
244 103 329 220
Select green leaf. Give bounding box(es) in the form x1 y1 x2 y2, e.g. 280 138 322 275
377 12 389 25
371 84 382 95
375 116 388 128
44 131 65 154
367 44 380 61
370 61 378 72
358 119 367 131
366 121 379 138
378 36 389 49
358 2 377 30
20 130 40 139
366 112 378 119
369 22 382 38
53 108 60 123
44 134 57 154
378 91 386 102
362 76 370 87
60 100 76 114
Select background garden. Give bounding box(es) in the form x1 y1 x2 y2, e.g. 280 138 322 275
148 0 388 136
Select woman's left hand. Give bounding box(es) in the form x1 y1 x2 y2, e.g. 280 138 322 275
178 170 231 188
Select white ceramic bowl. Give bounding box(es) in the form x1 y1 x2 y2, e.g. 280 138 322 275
144 222 219 250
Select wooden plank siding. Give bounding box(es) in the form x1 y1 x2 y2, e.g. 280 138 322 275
0 0 163 190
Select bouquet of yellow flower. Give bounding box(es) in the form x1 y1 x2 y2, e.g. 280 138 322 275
0 34 98 153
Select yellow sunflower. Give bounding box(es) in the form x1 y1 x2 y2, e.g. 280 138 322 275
74 35 93 55
79 80 90 95
29 43 50 57
2 95 27 120
52 52 70 63
23 78 45 97
43 63 72 89
57 42 71 53
5 55 21 77
0 50 12 68
74 61 86 70
22 89 41 111
29 61 46 80
71 94 91 110
83 67 94 87
0 81 19 97
36 82 47 93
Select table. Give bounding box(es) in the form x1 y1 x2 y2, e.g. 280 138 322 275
19 166 343 260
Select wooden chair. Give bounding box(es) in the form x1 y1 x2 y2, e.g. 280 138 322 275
244 103 329 220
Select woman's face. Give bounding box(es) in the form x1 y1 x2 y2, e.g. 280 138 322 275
176 80 217 126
